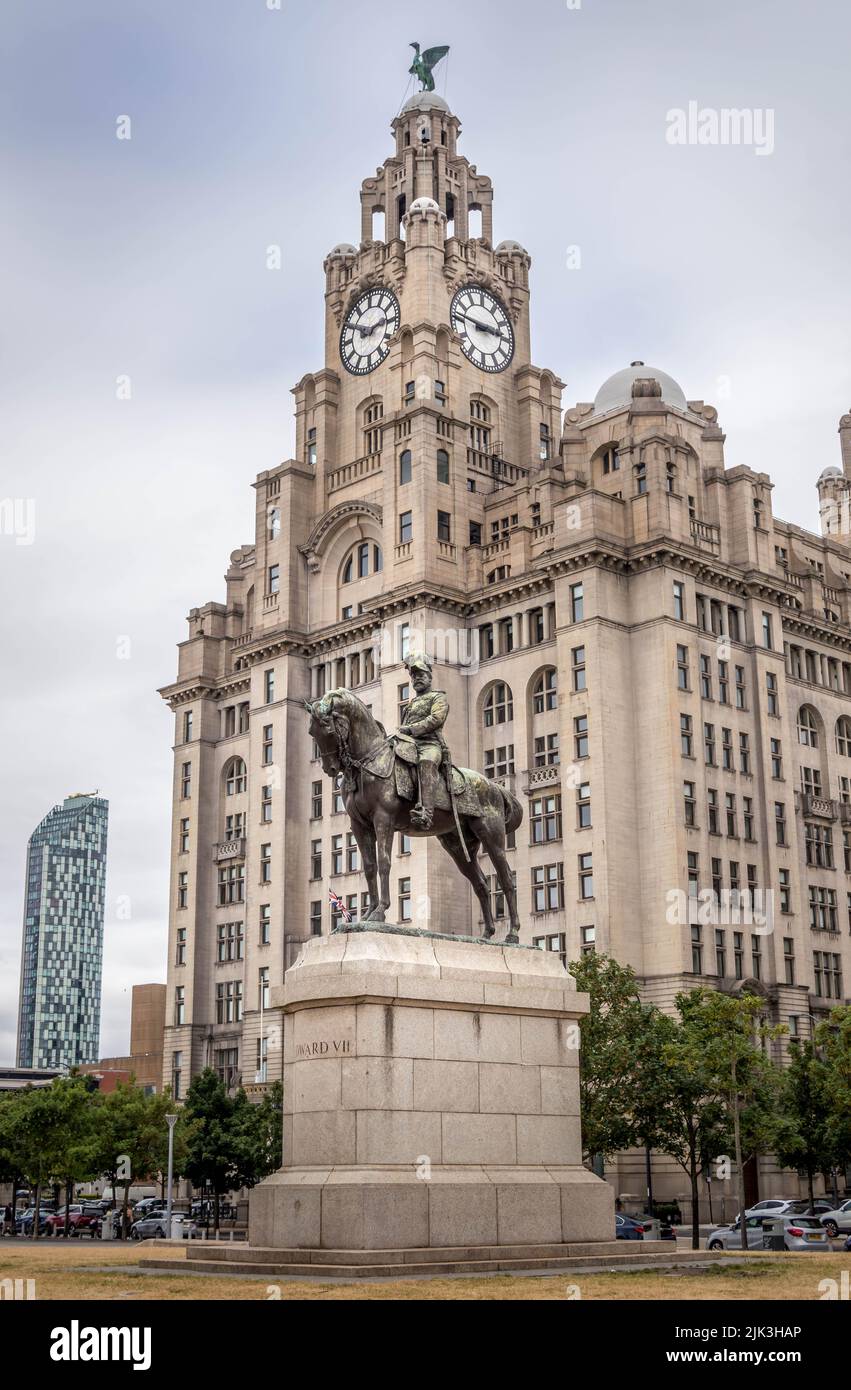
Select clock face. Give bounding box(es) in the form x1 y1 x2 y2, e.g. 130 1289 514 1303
450 285 515 373
340 289 401 376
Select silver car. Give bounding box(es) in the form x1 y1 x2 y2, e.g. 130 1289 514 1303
820 1199 851 1238
707 1214 829 1252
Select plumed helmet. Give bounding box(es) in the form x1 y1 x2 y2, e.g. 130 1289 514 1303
404 652 433 676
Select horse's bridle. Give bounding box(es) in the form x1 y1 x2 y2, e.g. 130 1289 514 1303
324 711 395 793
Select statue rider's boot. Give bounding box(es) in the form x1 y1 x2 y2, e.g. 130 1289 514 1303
411 761 438 830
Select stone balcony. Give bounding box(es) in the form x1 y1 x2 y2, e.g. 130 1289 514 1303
801 794 838 822
523 764 561 794
214 838 247 863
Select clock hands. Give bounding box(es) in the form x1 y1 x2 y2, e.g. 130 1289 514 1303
462 313 506 338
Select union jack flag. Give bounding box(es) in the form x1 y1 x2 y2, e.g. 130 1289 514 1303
329 889 352 924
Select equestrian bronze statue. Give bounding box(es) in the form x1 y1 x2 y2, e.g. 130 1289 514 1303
305 654 523 943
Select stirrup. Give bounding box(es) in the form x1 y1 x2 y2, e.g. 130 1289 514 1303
410 804 433 829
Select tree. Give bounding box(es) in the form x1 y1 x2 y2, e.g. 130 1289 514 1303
0 1079 98 1238
673 989 783 1251
816 1005 851 1189
774 1040 835 1213
568 954 672 1164
182 1070 242 1232
88 1084 177 1237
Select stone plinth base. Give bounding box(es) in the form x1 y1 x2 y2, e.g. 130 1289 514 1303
250 929 615 1253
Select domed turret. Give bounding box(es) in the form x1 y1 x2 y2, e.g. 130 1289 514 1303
593 361 688 416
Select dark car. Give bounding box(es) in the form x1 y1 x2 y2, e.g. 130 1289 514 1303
15 1208 52 1236
615 1214 645 1241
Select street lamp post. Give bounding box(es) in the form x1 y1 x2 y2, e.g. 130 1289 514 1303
165 1114 178 1236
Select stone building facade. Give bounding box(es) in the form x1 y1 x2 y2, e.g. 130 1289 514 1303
159 92 850 1206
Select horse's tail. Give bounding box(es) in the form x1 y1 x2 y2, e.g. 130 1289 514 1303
498 785 524 835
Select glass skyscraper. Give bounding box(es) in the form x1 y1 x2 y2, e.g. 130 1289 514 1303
17 793 109 1069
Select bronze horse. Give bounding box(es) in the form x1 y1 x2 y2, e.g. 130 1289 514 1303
306 690 524 942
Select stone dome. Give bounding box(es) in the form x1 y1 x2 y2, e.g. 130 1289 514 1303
326 243 357 259
408 197 443 216
818 466 844 483
594 362 688 415
495 240 528 256
400 92 450 116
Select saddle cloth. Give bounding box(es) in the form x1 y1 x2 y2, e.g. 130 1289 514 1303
368 741 488 818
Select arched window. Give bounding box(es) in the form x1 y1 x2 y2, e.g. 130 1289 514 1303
837 717 851 756
225 759 247 797
437 449 450 484
484 683 514 728
533 669 558 715
342 542 383 585
362 398 384 457
400 450 412 485
797 707 819 749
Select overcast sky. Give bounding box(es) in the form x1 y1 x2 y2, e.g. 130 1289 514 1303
1 0 849 1061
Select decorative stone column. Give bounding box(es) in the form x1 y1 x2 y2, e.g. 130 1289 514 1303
249 928 614 1252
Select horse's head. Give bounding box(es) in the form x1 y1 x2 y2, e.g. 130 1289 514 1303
304 692 349 777
304 690 385 781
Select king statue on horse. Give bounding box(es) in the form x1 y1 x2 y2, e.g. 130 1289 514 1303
304 657 523 943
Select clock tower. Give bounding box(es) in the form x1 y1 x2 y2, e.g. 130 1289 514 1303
160 88 567 1098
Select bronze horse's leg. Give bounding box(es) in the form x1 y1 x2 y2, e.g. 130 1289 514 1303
349 814 379 925
474 806 521 945
367 811 394 923
438 832 496 940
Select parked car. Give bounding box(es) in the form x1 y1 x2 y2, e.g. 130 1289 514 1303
741 1199 797 1221
819 1200 851 1239
45 1205 102 1238
15 1208 52 1236
707 1214 828 1252
133 1198 167 1219
787 1199 833 1218
615 1214 645 1241
130 1213 197 1242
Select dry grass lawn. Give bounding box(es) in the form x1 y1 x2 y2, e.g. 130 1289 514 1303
0 1239 847 1301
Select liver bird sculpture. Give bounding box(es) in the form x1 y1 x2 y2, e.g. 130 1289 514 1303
409 43 450 93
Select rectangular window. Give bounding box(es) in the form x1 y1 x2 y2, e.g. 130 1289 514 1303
399 877 413 923
581 925 596 956
783 937 795 986
572 646 587 692
708 788 719 835
681 714 693 758
764 673 778 718
704 723 716 765
310 901 322 937
722 728 733 771
691 924 703 975
400 512 413 545
574 715 589 760
261 785 273 823
684 781 697 827
179 818 190 854
310 841 322 880
311 781 323 820
726 792 738 838
577 781 591 829
181 762 191 799
175 927 187 967
714 929 726 977
331 835 344 876
676 645 690 690
779 869 791 914
177 872 188 910
743 796 755 841
578 853 594 900
674 581 685 622
534 734 559 768
775 803 787 846
260 904 271 946
735 666 747 709
469 521 482 547
172 1051 183 1101
264 670 276 704
532 864 564 913
175 987 185 1026
571 583 585 623
530 795 562 844
268 565 280 596
718 661 730 705
739 732 751 775
700 656 712 700
771 738 783 780
183 710 193 743
437 510 452 543
260 844 271 884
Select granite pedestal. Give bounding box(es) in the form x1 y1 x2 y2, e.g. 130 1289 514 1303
249 928 616 1254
